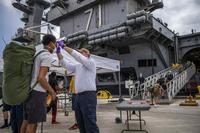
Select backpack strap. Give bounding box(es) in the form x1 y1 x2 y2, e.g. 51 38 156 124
31 81 38 90
33 50 48 61
30 50 49 90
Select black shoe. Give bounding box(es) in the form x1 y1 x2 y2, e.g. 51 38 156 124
0 124 9 129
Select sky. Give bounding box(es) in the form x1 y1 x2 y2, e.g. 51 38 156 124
0 0 200 58
153 0 200 34
0 0 23 57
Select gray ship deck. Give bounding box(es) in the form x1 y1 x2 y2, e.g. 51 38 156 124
1 99 200 133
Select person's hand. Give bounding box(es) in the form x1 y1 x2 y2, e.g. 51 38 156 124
56 46 61 54
66 89 69 94
56 40 65 48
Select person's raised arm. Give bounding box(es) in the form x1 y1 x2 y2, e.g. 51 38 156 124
56 46 76 73
63 46 73 54
57 41 94 69
66 47 94 69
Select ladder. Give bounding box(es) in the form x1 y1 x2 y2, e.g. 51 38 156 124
126 62 196 102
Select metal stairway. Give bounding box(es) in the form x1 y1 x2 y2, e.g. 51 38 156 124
125 62 196 102
166 63 196 101
126 67 173 99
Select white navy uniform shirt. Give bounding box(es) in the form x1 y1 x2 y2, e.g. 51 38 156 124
60 50 96 93
31 49 53 92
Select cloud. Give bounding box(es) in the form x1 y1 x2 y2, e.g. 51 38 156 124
153 0 200 35
194 0 200 5
0 3 23 57
0 0 17 10
0 0 12 8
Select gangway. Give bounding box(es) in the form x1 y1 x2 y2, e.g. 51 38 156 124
125 66 173 99
126 62 196 102
166 63 196 102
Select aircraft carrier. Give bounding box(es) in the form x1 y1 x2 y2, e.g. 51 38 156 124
3 0 200 96
1 1 200 132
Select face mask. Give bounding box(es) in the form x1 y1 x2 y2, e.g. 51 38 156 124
49 42 56 53
52 48 57 53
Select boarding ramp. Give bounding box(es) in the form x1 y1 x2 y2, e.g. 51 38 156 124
126 62 196 102
125 67 173 99
166 63 196 101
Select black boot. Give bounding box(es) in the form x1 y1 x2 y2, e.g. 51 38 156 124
132 111 136 114
0 119 9 129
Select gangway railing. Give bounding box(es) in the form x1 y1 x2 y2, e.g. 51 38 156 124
126 62 196 102
126 67 173 99
166 63 196 101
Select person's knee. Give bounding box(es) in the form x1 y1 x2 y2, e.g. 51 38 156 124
27 123 37 133
20 120 28 133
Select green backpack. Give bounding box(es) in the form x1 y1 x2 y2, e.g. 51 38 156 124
2 41 44 105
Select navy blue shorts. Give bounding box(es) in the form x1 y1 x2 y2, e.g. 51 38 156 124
24 90 47 124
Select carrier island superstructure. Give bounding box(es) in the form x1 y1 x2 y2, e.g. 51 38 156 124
11 0 200 95
47 0 175 95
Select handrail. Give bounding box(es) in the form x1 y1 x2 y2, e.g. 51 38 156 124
126 62 196 102
166 63 196 101
127 67 172 99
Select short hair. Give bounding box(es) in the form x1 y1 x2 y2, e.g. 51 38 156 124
78 48 90 55
42 34 56 46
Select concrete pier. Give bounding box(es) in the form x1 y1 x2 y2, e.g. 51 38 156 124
1 99 200 133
